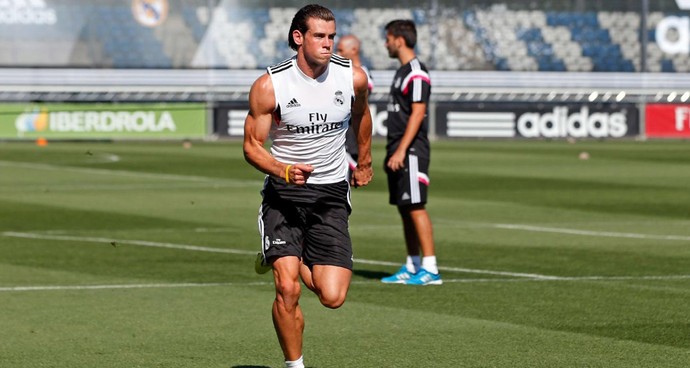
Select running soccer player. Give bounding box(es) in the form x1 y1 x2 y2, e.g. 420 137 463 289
243 5 373 368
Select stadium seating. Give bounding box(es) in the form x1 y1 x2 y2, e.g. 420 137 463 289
353 8 421 70
1 2 689 73
433 9 493 70
93 5 172 68
0 3 90 66
182 7 207 43
449 7 690 73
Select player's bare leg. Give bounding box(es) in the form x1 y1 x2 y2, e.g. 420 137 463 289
407 204 435 258
300 263 351 309
272 256 305 361
399 207 421 257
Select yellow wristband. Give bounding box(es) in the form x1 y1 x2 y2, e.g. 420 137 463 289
285 164 292 184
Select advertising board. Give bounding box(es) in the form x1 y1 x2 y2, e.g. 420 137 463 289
436 103 639 139
0 103 206 139
646 104 690 138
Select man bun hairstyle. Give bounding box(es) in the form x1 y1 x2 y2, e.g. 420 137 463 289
288 4 336 51
384 19 417 48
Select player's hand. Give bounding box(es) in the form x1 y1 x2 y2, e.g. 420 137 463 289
352 164 373 188
386 150 406 172
287 163 313 185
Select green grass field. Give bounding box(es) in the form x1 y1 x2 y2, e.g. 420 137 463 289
1 139 689 367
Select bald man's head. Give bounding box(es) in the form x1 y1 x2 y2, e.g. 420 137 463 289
336 34 361 63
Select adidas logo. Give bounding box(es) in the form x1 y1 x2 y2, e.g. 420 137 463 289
286 98 301 108
401 192 410 200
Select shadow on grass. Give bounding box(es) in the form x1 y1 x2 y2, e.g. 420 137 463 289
353 268 389 280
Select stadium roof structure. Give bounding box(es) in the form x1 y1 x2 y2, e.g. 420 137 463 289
0 68 689 104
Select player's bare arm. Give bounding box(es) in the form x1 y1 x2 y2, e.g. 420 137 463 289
386 102 426 172
243 74 313 185
350 65 373 187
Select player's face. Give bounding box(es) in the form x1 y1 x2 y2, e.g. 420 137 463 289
301 18 336 65
385 32 399 58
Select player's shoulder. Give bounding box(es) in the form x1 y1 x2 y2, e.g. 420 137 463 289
408 58 429 72
267 57 295 75
352 65 370 92
330 54 351 69
250 72 274 97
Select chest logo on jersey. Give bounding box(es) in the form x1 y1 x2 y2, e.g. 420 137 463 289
285 112 345 135
394 77 402 88
309 113 327 121
333 90 344 106
286 98 301 108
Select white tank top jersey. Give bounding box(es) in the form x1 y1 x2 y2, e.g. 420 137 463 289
267 55 354 185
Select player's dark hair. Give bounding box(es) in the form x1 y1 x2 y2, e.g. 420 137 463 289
288 4 336 51
385 19 417 48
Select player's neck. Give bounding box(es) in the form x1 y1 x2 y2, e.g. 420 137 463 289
296 55 328 79
398 48 416 66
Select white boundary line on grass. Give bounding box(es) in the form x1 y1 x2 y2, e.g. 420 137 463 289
0 160 261 186
0 282 269 292
0 182 252 192
4 222 690 286
353 258 557 279
2 231 553 279
3 274 690 292
2 231 256 255
441 275 690 283
494 224 690 242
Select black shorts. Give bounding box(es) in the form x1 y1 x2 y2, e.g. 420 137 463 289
258 177 353 270
385 153 430 206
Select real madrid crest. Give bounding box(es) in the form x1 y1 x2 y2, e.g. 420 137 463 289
333 90 344 106
131 0 168 27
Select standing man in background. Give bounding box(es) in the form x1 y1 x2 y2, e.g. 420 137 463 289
243 4 373 368
336 34 374 179
380 19 442 286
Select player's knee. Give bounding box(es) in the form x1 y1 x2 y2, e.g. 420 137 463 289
318 289 347 309
275 280 301 308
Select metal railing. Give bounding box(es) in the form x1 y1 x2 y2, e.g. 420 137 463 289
0 68 686 104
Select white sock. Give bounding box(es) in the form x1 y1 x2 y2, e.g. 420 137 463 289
422 256 438 274
285 355 304 368
406 255 421 273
